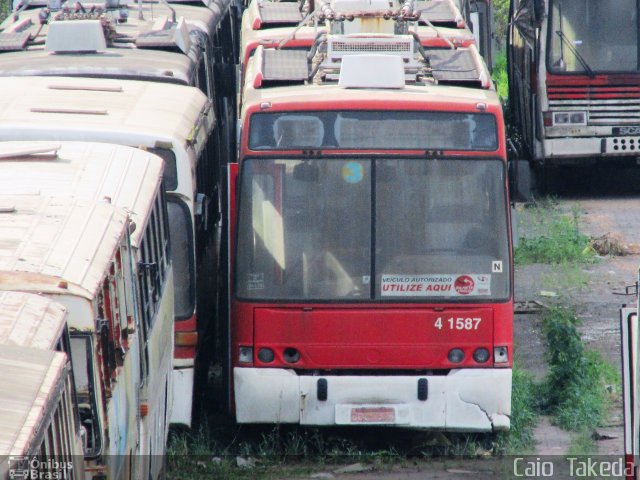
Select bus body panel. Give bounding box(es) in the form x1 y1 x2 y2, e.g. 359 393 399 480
234 367 511 430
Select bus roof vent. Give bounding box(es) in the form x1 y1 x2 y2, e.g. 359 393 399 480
0 144 61 160
0 31 30 51
418 0 465 28
45 19 107 52
428 45 491 88
257 1 304 26
327 34 415 63
339 54 405 89
135 17 191 54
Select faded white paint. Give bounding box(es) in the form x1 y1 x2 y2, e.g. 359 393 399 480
234 367 511 431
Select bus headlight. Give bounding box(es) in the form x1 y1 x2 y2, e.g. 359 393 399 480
473 348 490 363
552 111 586 126
258 348 275 363
283 348 300 363
239 346 253 363
448 348 464 363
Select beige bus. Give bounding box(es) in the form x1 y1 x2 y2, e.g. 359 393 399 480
0 195 172 480
0 76 215 427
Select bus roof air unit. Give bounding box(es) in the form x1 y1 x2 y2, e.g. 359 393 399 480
45 19 107 52
338 54 405 88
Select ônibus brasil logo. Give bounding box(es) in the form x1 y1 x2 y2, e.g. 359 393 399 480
8 456 73 480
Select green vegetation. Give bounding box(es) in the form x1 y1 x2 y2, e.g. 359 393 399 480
492 0 510 52
495 366 537 454
539 307 618 431
0 0 8 22
515 200 595 265
492 52 508 102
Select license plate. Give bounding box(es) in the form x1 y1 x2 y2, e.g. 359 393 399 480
350 407 395 423
613 126 640 136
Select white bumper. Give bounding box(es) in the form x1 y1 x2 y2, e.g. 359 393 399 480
233 368 511 431
169 368 194 427
544 136 640 159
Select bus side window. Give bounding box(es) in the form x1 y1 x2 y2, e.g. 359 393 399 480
70 334 102 458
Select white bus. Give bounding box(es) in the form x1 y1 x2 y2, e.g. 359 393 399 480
0 77 215 426
0 195 172 480
0 291 83 480
0 345 81 480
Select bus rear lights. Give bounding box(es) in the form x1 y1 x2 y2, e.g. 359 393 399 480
283 348 300 363
447 348 464 363
257 348 275 363
238 346 253 363
494 346 509 364
473 348 490 363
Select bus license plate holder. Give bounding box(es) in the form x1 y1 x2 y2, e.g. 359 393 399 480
335 404 409 425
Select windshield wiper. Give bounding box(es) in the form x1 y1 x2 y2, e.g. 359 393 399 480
555 30 595 78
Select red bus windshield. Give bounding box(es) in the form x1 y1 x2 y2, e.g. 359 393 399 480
235 158 510 302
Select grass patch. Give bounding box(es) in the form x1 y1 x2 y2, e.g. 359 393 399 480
538 307 616 431
492 52 508 102
515 199 594 265
540 264 590 296
495 366 538 454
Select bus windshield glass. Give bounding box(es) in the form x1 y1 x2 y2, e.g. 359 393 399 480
236 158 510 302
548 0 638 73
248 111 498 151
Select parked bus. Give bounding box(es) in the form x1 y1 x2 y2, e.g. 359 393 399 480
0 141 176 465
0 194 172 479
226 32 512 430
239 0 492 74
0 345 81 480
508 0 640 192
0 292 83 480
0 0 234 162
0 77 215 426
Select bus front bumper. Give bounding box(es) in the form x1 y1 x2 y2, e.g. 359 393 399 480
233 368 511 431
544 136 640 160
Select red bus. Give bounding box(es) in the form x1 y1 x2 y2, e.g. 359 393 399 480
508 0 640 193
225 32 513 430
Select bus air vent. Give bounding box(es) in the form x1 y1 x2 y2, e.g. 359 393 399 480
135 18 191 55
0 32 30 52
258 2 303 25
338 55 405 89
262 49 309 81
45 20 107 53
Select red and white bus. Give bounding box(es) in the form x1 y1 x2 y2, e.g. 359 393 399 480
508 0 640 190
226 32 513 430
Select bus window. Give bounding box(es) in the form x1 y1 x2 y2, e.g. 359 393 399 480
70 334 102 459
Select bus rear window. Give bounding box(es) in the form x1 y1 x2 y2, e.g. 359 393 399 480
249 111 498 151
